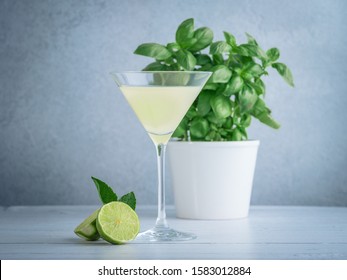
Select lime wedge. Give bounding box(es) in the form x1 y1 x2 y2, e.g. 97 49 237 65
74 209 100 241
96 201 140 244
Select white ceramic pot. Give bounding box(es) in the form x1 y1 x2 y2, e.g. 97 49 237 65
167 140 260 219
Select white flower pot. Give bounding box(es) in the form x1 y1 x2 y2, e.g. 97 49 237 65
167 140 260 219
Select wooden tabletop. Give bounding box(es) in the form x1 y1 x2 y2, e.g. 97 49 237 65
0 205 346 260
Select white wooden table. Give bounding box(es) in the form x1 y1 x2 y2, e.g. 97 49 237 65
0 205 346 260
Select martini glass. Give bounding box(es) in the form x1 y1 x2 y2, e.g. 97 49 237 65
110 71 211 242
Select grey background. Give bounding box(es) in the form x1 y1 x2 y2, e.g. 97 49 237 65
1 0 346 206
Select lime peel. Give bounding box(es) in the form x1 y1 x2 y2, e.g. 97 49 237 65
74 208 100 241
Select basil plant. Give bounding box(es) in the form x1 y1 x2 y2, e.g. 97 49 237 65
134 18 294 141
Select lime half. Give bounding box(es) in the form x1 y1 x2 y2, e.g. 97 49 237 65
96 201 140 244
74 208 100 241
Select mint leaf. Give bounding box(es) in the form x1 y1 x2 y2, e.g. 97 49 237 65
91 176 118 204
119 192 136 210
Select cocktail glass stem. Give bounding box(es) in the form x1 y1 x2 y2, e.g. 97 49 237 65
155 143 169 229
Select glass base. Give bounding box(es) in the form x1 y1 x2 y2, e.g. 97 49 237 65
134 226 196 242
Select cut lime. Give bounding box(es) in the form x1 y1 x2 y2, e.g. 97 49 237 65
96 201 140 244
74 208 100 241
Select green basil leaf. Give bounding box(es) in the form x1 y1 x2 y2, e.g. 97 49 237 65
245 32 258 46
266 48 280 62
227 75 244 95
272 62 294 87
172 117 188 139
244 62 264 77
91 177 117 204
223 31 236 46
235 44 258 56
195 54 212 66
249 98 279 128
239 86 258 113
209 41 232 54
251 98 267 117
179 37 198 49
119 192 136 210
222 117 233 129
189 27 214 52
255 112 280 129
211 65 232 83
210 94 232 119
241 114 252 127
207 111 227 126
199 63 213 71
176 18 194 46
197 90 214 116
134 43 172 60
167 42 181 53
142 62 168 71
185 105 198 120
190 117 209 139
203 82 219 90
176 49 197 70
235 44 267 61
212 53 224 65
253 78 266 95
231 128 243 141
239 126 248 139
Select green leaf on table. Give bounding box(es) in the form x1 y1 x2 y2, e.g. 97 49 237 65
272 62 294 87
189 27 213 52
211 65 232 83
176 49 196 70
119 192 136 210
134 43 172 60
176 18 195 46
91 176 117 204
